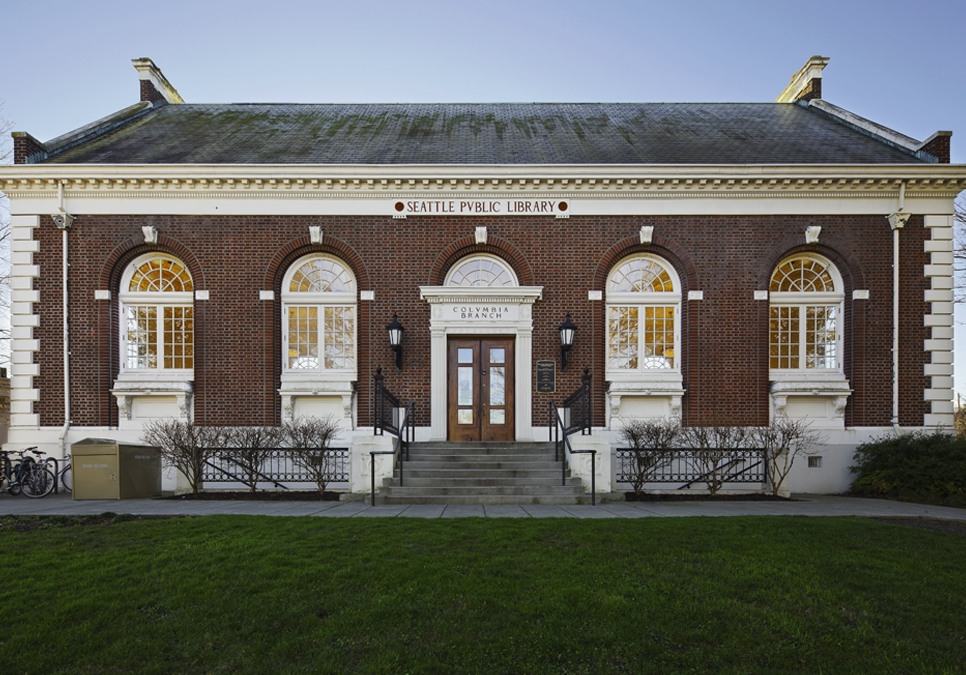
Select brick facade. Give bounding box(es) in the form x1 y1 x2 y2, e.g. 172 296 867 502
33 212 930 430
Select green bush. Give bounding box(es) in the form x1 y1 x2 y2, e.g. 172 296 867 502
849 430 966 507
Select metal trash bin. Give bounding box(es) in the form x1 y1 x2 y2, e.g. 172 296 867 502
71 438 162 500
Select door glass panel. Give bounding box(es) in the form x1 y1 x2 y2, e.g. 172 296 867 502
458 348 473 364
490 348 505 364
490 409 505 425
489 367 505 406
458 367 474 406
458 410 473 424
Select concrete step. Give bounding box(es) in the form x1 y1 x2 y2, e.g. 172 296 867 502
403 459 562 470
385 476 582 488
376 493 596 506
402 468 567 480
381 484 585 497
377 441 586 505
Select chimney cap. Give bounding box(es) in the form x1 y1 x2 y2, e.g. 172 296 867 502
776 55 830 103
131 57 184 104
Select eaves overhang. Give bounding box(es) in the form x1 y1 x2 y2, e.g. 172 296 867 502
2 163 965 200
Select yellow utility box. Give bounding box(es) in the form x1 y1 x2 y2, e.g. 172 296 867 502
71 439 162 500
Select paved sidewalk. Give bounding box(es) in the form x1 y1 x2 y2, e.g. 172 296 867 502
3 492 966 520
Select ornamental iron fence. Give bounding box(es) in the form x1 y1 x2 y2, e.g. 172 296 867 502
202 447 349 489
616 448 767 487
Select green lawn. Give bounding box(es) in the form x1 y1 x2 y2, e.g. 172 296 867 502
2 515 964 674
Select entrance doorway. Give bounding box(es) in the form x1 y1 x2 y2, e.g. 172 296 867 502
447 337 515 441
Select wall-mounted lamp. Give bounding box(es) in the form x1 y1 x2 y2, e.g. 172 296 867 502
558 313 577 371
386 313 405 371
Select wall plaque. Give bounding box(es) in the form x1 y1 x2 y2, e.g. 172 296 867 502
536 361 556 393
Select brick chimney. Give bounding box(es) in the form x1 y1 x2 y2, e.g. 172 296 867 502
918 131 952 164
776 56 830 103
12 131 46 165
131 58 185 105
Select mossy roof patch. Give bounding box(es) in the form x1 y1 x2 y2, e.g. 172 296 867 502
43 102 924 165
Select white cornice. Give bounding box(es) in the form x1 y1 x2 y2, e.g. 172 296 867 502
2 164 965 200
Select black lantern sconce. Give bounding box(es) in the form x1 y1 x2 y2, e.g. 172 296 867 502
558 312 577 371
386 313 405 371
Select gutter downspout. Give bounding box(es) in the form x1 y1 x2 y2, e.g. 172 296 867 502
54 182 73 458
888 183 910 435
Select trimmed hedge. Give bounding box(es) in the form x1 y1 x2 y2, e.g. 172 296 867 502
850 430 966 507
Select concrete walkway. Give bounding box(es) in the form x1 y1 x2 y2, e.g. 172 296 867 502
3 492 966 520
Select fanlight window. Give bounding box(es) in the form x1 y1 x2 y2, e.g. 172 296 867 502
288 258 355 293
446 256 517 287
769 255 843 371
283 256 356 373
770 258 835 293
121 255 194 371
606 255 680 373
608 258 674 293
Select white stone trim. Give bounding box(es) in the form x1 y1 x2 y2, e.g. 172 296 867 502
420 285 543 441
923 215 956 426
8 216 40 431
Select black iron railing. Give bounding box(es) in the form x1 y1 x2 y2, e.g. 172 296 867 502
373 366 404 437
560 367 593 437
549 369 596 506
202 448 350 489
370 368 415 506
615 448 766 487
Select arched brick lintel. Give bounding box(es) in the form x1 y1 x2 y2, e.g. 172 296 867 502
263 236 371 292
100 235 206 292
593 235 699 294
428 236 535 287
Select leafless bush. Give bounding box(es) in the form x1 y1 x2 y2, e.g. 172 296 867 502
682 425 749 495
282 416 342 494
751 418 826 496
141 420 226 494
223 426 282 492
618 418 680 498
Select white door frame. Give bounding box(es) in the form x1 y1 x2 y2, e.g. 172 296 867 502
420 286 543 441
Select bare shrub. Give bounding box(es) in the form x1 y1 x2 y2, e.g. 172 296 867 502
282 416 342 494
224 426 282 492
751 418 825 496
618 418 680 498
141 420 225 494
683 425 749 495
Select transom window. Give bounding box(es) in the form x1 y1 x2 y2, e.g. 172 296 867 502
282 255 357 373
445 255 518 287
769 255 844 371
606 255 680 374
120 255 194 372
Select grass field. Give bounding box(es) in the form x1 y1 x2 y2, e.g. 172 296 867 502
2 515 964 674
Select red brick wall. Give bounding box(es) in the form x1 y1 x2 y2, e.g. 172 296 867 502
140 80 165 104
33 213 931 429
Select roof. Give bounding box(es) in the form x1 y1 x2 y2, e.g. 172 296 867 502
40 101 926 166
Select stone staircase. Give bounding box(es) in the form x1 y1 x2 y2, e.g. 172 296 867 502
376 441 591 505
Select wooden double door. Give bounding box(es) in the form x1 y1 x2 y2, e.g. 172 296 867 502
447 337 515 442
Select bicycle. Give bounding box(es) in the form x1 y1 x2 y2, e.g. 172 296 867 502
0 448 56 498
43 454 72 494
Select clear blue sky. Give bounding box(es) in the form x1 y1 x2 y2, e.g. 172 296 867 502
2 0 965 397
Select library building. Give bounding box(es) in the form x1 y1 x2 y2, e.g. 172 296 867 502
3 56 964 500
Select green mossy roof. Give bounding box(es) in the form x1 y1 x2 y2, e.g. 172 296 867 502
43 102 924 165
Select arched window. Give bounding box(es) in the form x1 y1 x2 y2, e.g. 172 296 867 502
282 255 357 374
769 255 844 372
606 255 680 375
119 255 194 372
445 255 518 287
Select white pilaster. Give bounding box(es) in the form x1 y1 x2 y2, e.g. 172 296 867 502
8 215 41 430
923 215 955 427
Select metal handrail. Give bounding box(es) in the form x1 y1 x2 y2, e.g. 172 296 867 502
370 398 414 506
549 401 596 506
373 367 402 437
